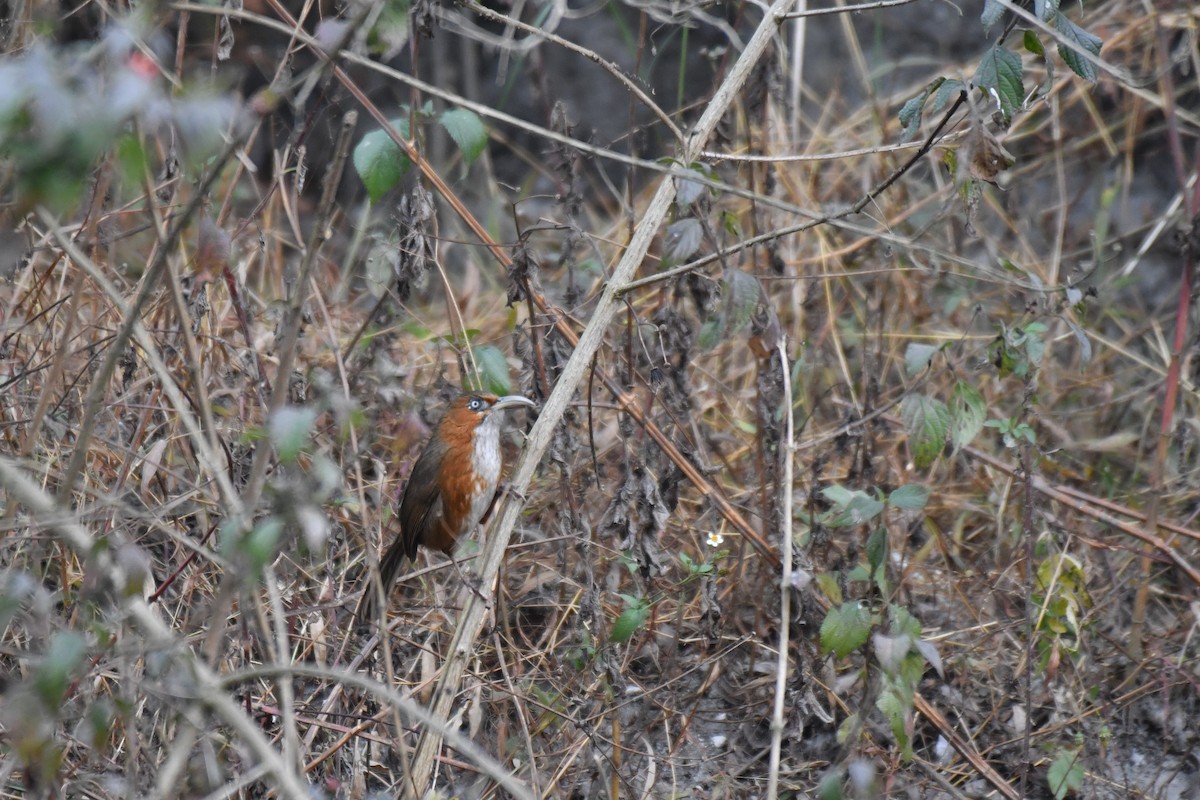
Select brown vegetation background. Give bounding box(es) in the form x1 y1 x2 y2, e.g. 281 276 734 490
1 1 1198 798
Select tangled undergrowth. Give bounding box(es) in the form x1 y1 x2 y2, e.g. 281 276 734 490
1 1 1198 798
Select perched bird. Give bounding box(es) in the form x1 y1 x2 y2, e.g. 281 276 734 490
355 392 536 625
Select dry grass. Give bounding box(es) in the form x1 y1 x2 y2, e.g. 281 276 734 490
2 1 1199 798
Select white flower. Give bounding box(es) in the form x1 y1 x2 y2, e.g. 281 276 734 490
706 531 725 548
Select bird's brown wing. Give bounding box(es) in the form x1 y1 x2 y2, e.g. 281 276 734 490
354 435 451 626
398 434 452 557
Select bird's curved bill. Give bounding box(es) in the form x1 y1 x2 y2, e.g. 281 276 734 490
492 394 537 411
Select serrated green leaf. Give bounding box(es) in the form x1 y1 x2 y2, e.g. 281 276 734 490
889 484 931 511
664 218 703 264
269 406 318 464
353 118 411 202
1034 0 1060 20
904 342 938 376
980 0 1004 28
900 394 950 469
468 344 512 395
898 78 944 141
950 381 986 453
820 601 872 658
973 45 1024 122
1052 11 1103 82
930 78 965 114
439 107 487 164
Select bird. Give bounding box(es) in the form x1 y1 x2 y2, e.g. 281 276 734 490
354 392 536 626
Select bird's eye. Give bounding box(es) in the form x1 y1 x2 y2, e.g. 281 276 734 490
469 398 483 411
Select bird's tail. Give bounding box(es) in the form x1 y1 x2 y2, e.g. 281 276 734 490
353 537 408 627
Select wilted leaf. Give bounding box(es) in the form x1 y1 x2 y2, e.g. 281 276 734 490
964 126 1015 184
724 268 762 334
663 218 703 264
1065 319 1092 365
675 165 709 209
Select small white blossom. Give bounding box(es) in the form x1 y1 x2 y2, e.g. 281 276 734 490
706 531 725 547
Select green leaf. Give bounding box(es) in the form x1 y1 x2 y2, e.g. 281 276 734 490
610 595 651 643
888 604 923 639
696 319 722 352
1052 11 1103 82
35 632 87 707
438 107 487 164
889 484 931 511
1023 29 1045 57
820 601 872 658
950 381 986 453
822 487 885 527
866 527 887 574
930 79 966 114
243 518 284 573
1034 0 1060 20
973 45 1024 122
352 118 411 203
468 344 512 395
898 78 946 141
269 406 318 464
900 394 950 469
980 0 1004 28
903 342 938 376
815 572 842 606
818 770 845 800
1047 748 1084 800
822 484 856 508
875 685 912 758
